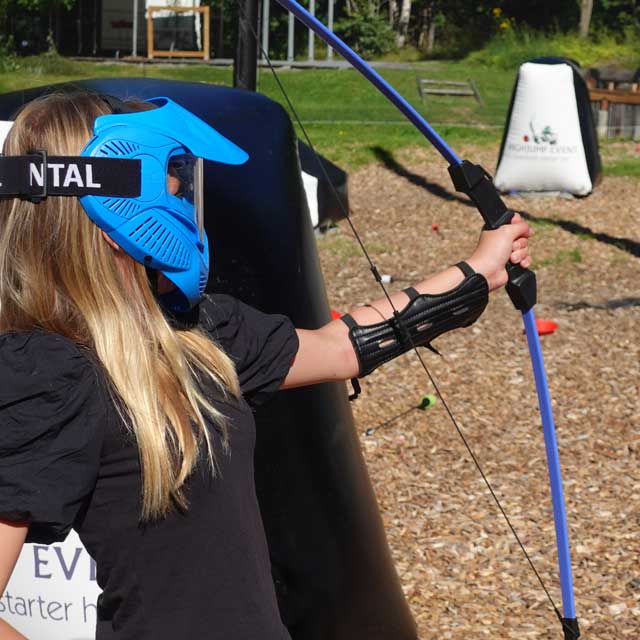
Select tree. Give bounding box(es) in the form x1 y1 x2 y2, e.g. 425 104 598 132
389 0 398 29
580 0 594 37
396 0 412 46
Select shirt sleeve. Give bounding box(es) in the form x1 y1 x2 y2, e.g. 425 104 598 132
198 295 299 407
0 332 105 544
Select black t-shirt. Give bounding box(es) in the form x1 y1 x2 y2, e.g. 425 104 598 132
0 295 300 640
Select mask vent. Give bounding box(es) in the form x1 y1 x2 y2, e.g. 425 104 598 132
199 273 208 295
129 217 190 269
99 140 141 157
102 198 140 219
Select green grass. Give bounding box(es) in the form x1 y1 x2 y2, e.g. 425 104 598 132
0 56 234 94
0 54 511 168
534 248 583 270
466 28 640 71
604 159 640 178
599 140 640 178
528 218 556 230
317 234 389 258
258 61 508 166
0 52 637 175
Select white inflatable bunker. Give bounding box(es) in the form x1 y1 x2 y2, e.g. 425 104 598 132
495 59 601 195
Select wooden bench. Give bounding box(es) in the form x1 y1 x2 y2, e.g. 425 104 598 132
416 78 483 105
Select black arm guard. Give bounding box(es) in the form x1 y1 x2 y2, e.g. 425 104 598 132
341 272 489 377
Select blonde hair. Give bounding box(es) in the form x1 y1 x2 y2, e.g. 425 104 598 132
0 92 240 520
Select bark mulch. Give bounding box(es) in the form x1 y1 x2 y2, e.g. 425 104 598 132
315 144 640 639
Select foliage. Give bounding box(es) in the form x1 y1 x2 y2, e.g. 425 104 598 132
334 10 397 59
593 0 640 31
465 27 640 70
0 35 21 73
401 0 640 60
16 0 75 9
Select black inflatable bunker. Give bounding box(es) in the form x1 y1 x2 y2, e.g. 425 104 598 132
0 79 418 640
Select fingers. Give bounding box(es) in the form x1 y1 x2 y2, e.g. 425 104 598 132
510 211 533 232
510 221 534 239
510 233 531 267
519 255 533 269
511 211 523 223
507 214 534 269
510 248 530 264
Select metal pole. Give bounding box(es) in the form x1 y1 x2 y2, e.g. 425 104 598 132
218 0 224 58
287 11 294 62
326 0 333 60
234 0 259 90
307 0 314 61
261 0 270 60
77 0 83 55
132 0 138 57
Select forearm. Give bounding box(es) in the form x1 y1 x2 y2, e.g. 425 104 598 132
283 264 481 388
284 215 533 389
0 618 28 640
345 264 467 327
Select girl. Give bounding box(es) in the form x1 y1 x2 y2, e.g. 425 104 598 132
0 92 532 639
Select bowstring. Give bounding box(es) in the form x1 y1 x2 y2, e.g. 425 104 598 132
234 4 575 633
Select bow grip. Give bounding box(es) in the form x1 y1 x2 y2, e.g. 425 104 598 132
448 160 537 312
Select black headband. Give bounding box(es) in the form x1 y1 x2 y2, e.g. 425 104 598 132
99 94 137 115
0 151 141 202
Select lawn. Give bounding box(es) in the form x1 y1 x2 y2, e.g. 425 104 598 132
0 54 637 174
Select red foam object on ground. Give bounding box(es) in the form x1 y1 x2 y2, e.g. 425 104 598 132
536 318 558 335
330 309 342 320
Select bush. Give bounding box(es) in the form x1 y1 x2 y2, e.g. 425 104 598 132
0 35 20 73
334 12 396 60
465 27 640 70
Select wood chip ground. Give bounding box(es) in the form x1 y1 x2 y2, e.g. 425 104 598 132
315 144 639 639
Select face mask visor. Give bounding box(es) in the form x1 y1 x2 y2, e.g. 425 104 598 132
167 152 205 242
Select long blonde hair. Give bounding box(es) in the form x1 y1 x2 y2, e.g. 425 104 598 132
0 92 240 520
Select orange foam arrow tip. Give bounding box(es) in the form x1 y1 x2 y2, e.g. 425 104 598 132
536 318 558 335
330 309 342 320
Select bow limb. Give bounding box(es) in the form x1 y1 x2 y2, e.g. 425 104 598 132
271 1 579 638
523 309 578 639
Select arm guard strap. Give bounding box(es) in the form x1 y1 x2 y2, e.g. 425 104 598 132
341 272 489 377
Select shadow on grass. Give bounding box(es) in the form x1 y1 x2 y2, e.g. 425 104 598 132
371 146 640 259
556 298 640 311
517 211 640 259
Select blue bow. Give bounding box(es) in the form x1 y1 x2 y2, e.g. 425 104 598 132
268 3 580 637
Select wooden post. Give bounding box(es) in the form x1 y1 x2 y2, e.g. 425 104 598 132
147 6 211 59
147 8 154 59
469 79 483 105
597 99 609 139
132 0 138 57
203 5 210 60
590 87 640 139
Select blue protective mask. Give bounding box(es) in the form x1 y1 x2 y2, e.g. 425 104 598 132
80 97 249 311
